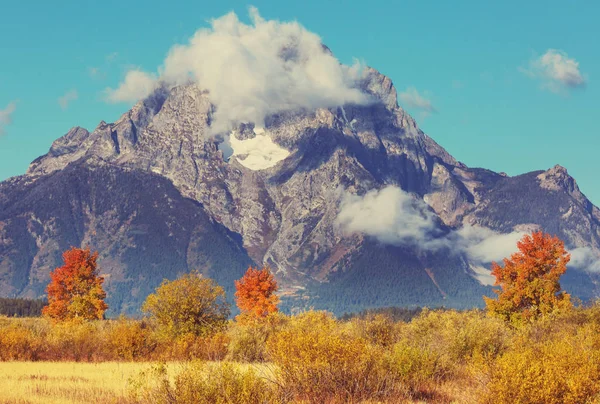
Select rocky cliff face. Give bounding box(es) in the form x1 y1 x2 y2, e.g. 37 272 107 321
0 161 254 314
2 67 599 314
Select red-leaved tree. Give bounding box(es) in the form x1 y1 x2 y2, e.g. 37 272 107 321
484 231 572 324
234 266 279 320
42 247 108 322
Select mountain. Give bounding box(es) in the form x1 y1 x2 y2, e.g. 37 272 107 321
0 160 254 314
1 67 599 315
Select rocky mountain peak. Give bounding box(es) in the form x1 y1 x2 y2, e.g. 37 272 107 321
48 127 90 157
5 64 600 314
538 164 581 195
362 67 399 111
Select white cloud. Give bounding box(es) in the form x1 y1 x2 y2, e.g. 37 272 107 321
105 7 369 134
58 90 78 110
229 128 290 170
337 185 600 274
0 101 17 136
105 70 158 103
569 247 600 272
524 49 586 93
398 87 437 116
336 186 441 246
453 226 524 263
336 185 523 264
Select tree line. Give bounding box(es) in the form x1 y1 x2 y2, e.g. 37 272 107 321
37 230 574 329
0 297 46 317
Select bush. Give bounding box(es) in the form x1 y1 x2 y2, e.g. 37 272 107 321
267 311 402 402
227 314 287 362
400 309 511 371
157 332 229 361
0 323 42 360
483 325 600 404
44 320 102 361
346 313 397 347
104 317 156 360
388 341 440 392
130 362 278 404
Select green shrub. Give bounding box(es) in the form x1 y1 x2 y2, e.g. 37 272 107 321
142 272 230 338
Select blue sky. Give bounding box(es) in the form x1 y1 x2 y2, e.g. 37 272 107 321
1 0 598 203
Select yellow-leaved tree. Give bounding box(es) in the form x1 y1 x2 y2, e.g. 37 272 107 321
142 271 230 337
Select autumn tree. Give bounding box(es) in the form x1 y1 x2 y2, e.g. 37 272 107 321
484 231 572 324
235 266 279 320
42 247 108 322
142 271 230 337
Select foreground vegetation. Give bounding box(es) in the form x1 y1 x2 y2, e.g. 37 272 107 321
2 304 600 403
0 361 152 404
1 231 596 402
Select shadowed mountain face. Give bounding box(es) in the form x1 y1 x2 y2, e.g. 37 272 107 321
1 67 599 314
0 161 254 315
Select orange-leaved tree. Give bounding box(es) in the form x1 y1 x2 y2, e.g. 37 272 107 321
484 231 572 324
234 266 279 320
42 247 108 322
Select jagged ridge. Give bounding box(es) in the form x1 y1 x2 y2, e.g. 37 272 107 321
1 67 599 314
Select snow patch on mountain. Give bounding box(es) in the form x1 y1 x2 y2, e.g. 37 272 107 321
229 129 290 170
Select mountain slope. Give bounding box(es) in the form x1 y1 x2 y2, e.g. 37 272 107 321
0 160 254 314
1 67 599 313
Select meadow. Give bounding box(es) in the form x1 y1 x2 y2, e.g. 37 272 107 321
0 361 275 404
2 305 600 403
0 361 149 404
2 237 599 403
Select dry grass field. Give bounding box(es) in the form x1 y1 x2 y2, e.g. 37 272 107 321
3 306 600 403
0 360 478 404
0 362 276 404
0 362 161 404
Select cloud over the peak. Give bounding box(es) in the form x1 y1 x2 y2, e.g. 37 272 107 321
398 87 436 117
105 7 368 133
105 70 158 103
524 49 586 93
58 90 78 110
0 101 17 136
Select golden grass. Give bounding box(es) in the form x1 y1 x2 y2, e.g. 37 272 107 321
0 361 274 404
0 362 160 404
